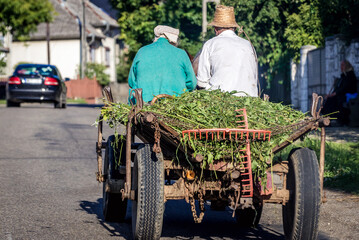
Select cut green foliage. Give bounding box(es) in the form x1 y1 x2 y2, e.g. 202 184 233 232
99 90 308 182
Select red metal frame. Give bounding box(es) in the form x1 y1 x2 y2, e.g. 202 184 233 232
181 109 271 198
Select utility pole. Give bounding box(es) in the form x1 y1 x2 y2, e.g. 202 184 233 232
46 22 50 64
202 0 220 40
81 0 87 79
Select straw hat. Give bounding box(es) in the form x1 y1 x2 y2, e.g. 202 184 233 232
208 5 240 28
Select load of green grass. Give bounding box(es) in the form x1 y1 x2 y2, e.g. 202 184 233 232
99 89 308 179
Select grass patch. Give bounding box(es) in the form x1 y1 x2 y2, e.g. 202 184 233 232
0 99 5 104
66 98 87 104
274 136 359 194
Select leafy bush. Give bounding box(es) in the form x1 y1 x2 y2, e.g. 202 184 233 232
85 62 110 86
275 137 359 194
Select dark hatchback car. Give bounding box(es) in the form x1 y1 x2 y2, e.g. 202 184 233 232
6 64 69 108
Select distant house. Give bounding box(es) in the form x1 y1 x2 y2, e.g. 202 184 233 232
7 0 119 82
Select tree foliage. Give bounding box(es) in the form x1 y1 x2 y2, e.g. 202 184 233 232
0 0 54 39
222 0 293 81
318 0 359 42
111 0 359 84
284 2 324 61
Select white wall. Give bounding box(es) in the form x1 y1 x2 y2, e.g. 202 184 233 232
102 36 118 82
290 45 317 112
291 37 359 113
10 39 80 79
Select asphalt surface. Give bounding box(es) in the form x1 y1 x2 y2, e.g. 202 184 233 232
0 103 357 240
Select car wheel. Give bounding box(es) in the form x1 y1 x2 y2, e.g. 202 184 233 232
54 101 61 108
6 100 20 107
61 100 67 109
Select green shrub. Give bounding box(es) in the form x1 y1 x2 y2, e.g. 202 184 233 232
85 62 110 86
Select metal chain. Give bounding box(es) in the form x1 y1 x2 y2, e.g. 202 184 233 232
189 190 205 223
152 118 162 153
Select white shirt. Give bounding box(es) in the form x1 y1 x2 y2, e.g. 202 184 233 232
197 30 258 97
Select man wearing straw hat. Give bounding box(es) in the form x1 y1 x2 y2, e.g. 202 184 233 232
196 5 258 97
128 25 197 103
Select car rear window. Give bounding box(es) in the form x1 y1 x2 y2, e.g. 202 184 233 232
15 66 57 77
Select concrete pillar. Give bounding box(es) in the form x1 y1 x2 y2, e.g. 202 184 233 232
298 45 317 112
290 59 299 109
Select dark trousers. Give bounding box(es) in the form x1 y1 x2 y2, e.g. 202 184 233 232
322 95 349 125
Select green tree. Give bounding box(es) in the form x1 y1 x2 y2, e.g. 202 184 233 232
318 0 359 42
0 0 54 39
111 0 164 82
162 0 215 56
85 62 110 86
221 0 299 83
284 2 324 61
112 0 358 88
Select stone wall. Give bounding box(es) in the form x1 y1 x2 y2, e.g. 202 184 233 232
291 36 359 112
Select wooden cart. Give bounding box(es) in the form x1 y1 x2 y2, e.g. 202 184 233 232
96 88 329 240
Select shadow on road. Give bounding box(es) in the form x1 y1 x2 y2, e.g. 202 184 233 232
161 200 285 240
68 103 104 108
78 198 287 239
79 199 132 239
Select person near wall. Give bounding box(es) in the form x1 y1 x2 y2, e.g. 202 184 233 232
196 5 258 97
322 60 358 125
128 25 197 103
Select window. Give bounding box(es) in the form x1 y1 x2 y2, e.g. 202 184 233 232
105 47 110 67
90 47 95 62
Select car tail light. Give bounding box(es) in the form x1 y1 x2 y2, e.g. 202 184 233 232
44 77 59 86
8 76 21 85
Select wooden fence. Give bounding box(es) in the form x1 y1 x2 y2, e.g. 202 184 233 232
65 77 103 104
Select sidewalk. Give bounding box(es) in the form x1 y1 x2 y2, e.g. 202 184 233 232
323 126 359 143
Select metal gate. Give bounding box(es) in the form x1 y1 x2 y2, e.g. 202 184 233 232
307 48 326 110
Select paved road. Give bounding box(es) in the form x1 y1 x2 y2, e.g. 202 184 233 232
0 103 355 240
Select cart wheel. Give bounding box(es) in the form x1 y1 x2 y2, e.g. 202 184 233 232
235 199 263 227
102 135 128 222
132 144 164 240
282 148 320 240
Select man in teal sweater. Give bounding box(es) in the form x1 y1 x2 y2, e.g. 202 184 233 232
128 25 197 103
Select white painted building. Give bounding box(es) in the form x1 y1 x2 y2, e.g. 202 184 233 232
6 0 119 82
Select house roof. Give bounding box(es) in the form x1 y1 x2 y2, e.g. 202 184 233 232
67 0 118 28
26 0 118 41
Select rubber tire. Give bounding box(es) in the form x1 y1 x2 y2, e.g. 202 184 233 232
54 101 61 108
102 135 128 222
54 94 62 108
61 100 67 109
132 144 164 240
282 147 320 240
235 199 263 228
6 100 20 107
61 93 67 108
